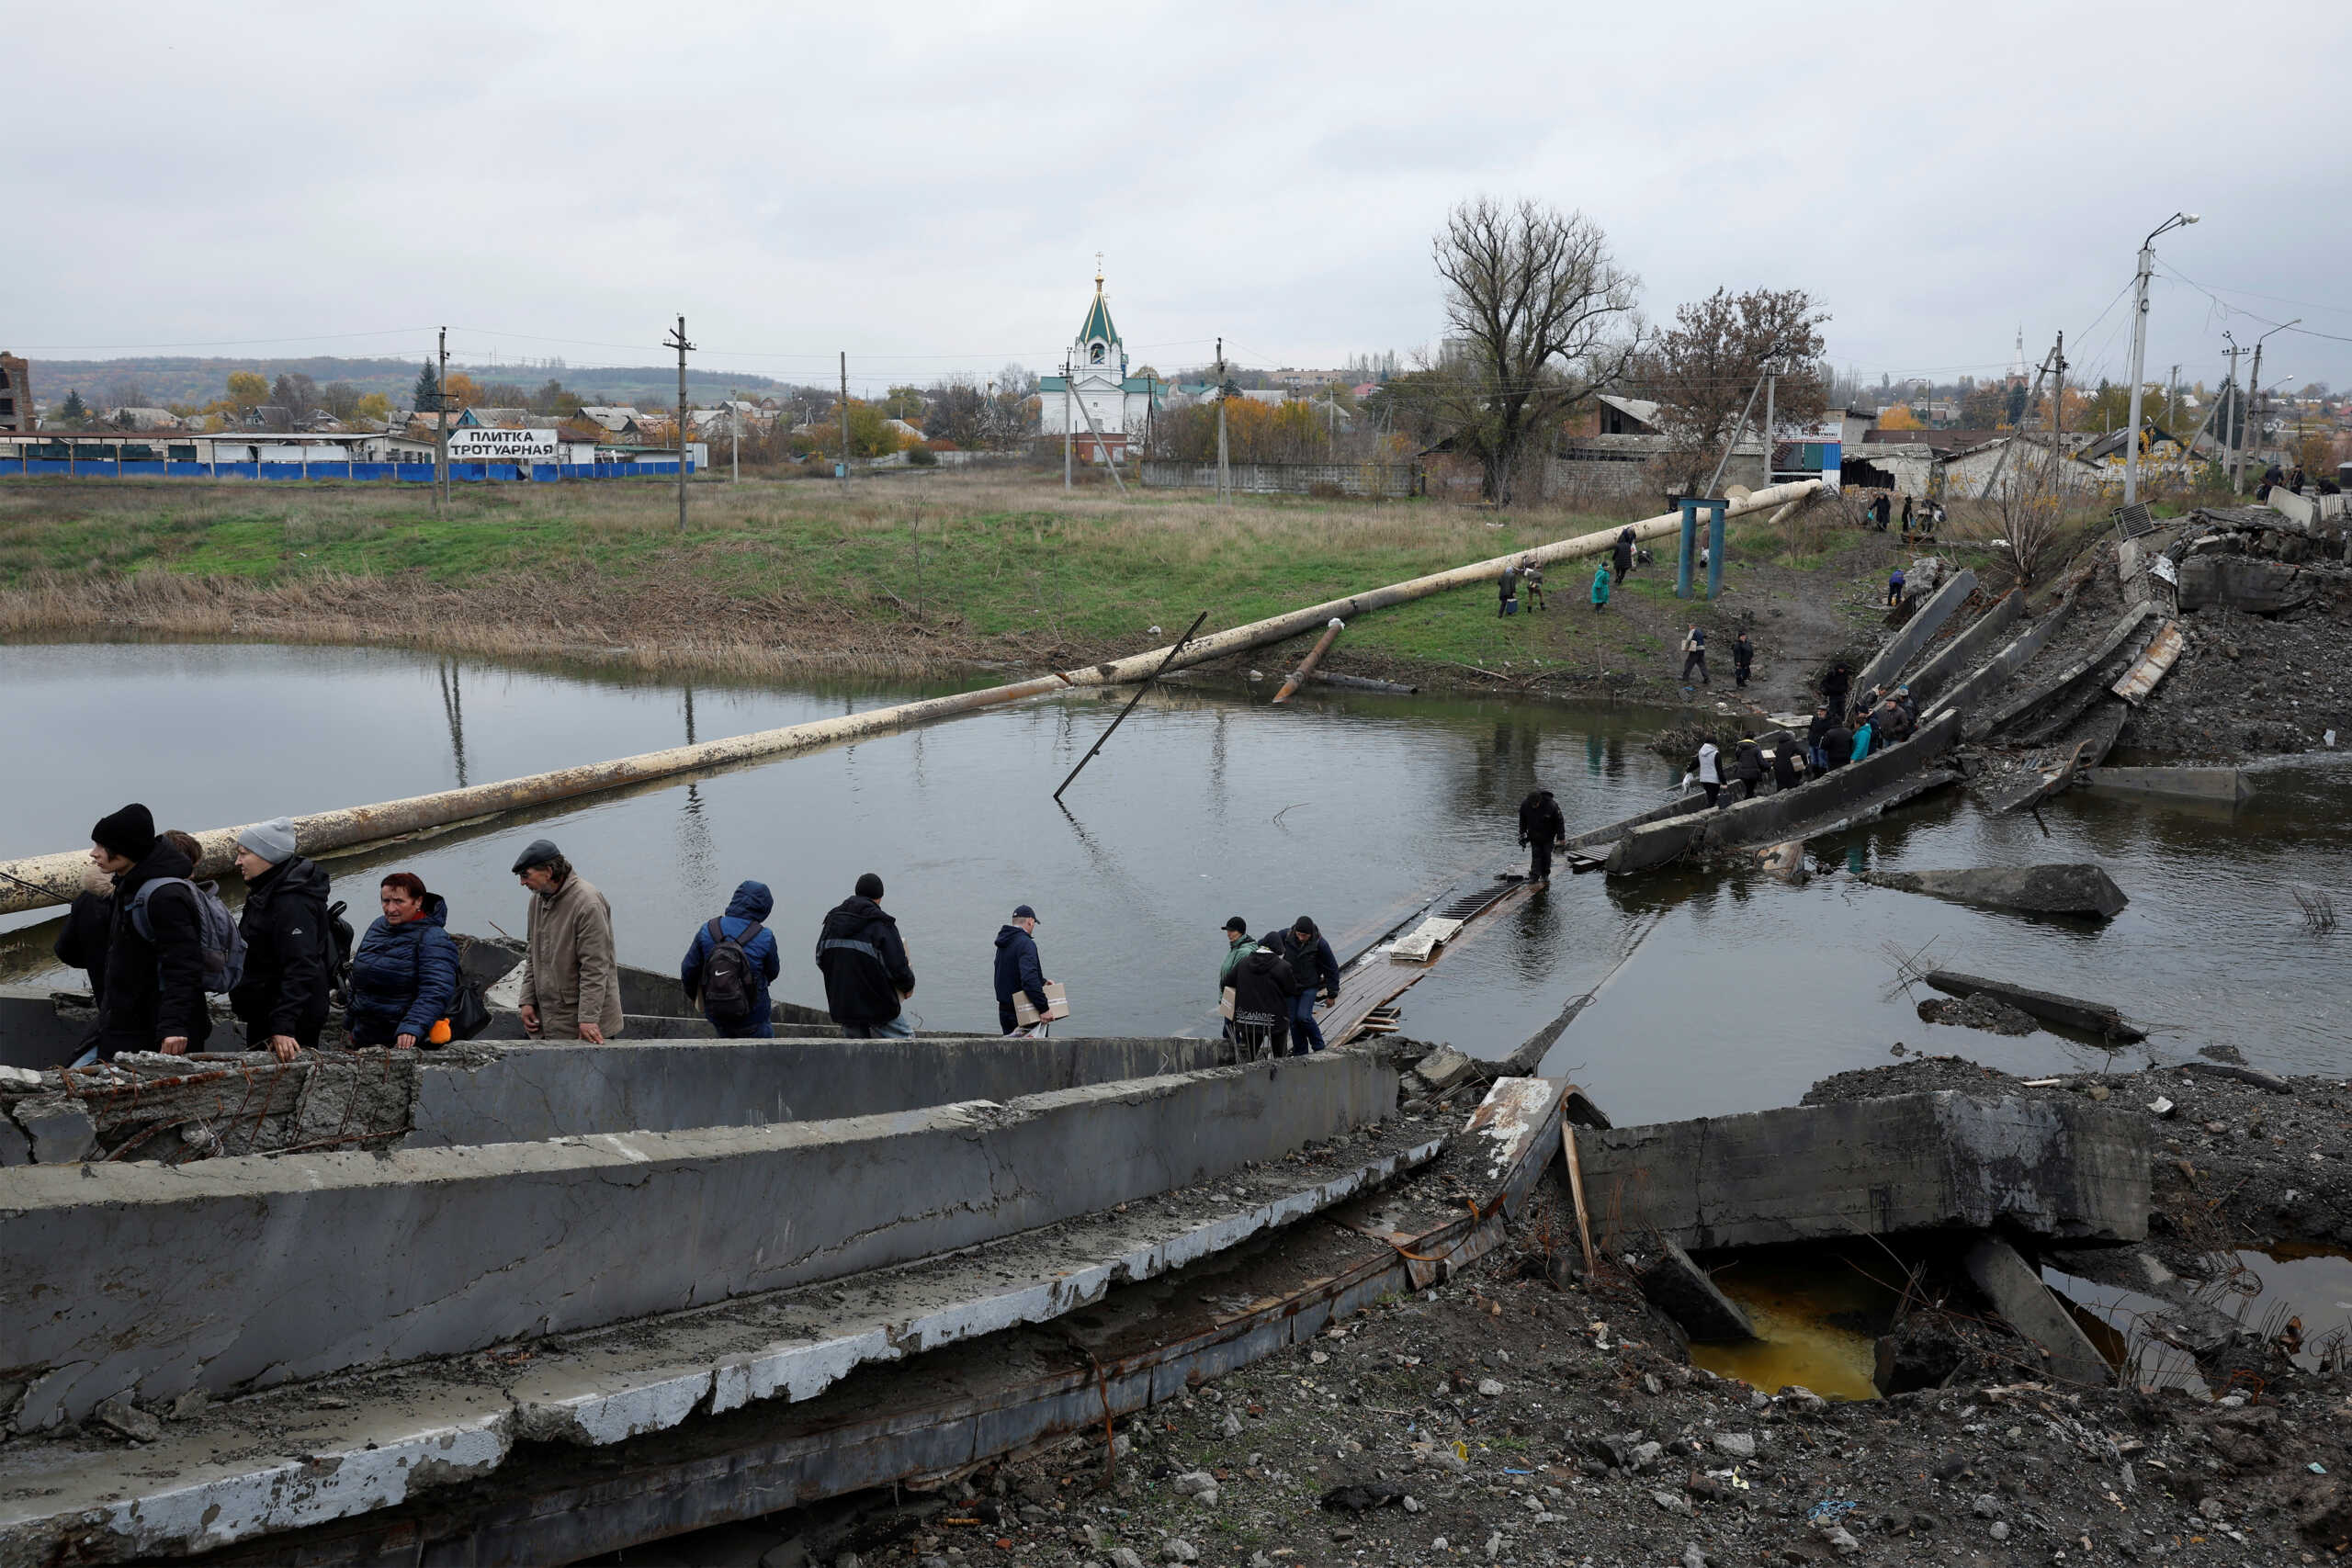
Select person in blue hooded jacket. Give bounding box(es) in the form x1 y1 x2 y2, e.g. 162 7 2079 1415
993 904 1051 1035
345 872 460 1048
681 879 783 1038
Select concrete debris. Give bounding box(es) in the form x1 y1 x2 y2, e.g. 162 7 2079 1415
2177 1060 2293 1094
1960 1236 2111 1387
1409 1044 1480 1096
91 1395 164 1444
1924 970 2145 1042
2086 765 2254 803
1916 993 2039 1036
11 1097 95 1164
2176 555 2317 615
1576 1090 2150 1253
1630 1239 1756 1343
1857 863 2129 919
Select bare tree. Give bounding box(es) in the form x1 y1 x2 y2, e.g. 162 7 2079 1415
1430 197 1641 502
1642 287 1829 492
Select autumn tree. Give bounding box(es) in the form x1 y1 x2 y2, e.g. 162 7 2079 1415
1643 287 1827 491
1960 379 2009 428
1430 197 1642 501
225 372 270 413
1875 404 1923 431
442 372 482 410
354 392 391 423
879 385 926 421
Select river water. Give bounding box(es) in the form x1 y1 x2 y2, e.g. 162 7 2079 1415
5 640 2347 1124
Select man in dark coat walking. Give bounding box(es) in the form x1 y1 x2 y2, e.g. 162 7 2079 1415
682 879 782 1038
993 904 1052 1035
228 817 333 1061
86 803 210 1060
1613 527 1635 581
1518 788 1567 883
1276 917 1340 1054
1227 937 1302 1059
816 873 917 1037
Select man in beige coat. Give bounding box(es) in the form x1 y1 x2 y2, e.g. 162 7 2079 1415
511 839 623 1043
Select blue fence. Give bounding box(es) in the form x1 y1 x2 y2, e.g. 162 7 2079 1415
0 457 693 482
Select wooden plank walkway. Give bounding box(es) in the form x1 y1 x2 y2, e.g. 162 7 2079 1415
1317 871 1531 1047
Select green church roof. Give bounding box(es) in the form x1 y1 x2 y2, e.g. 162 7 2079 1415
1077 287 1120 350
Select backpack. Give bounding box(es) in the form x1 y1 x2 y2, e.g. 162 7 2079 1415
323 898 357 1007
130 877 245 994
700 917 763 1022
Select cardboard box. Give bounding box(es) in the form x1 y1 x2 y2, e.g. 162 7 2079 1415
1012 982 1070 1025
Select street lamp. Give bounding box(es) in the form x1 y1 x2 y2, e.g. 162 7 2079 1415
2125 211 2198 506
2237 319 2301 493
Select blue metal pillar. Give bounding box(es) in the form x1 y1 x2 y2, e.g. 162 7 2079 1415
1706 500 1727 599
1676 499 1698 598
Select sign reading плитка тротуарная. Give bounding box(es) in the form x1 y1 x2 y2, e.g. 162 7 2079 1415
447 428 561 461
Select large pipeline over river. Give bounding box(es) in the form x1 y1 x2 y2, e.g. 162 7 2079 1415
0 481 1821 914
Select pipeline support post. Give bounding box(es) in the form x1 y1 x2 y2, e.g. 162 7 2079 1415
1676 501 1697 599
1705 498 1727 600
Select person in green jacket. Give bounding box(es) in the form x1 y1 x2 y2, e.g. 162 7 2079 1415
1218 916 1254 1043
1589 563 1611 612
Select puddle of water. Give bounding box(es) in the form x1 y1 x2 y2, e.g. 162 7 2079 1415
2231 1246 2352 1371
1683 1247 1901 1401
2041 1268 2211 1393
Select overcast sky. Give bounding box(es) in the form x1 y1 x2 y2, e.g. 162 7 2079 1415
14 2 2352 398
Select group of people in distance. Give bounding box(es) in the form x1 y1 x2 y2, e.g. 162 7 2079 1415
54 804 1080 1064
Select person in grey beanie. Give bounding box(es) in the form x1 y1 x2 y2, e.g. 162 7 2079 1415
229 817 334 1059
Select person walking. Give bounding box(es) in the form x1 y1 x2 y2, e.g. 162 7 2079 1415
1821 717 1856 771
1217 916 1254 1038
227 817 332 1062
1520 556 1547 610
1771 734 1804 792
993 904 1051 1036
1613 527 1635 581
681 880 781 1039
1692 736 1724 808
1820 660 1852 722
1849 714 1877 764
1679 626 1708 685
1732 631 1754 690
511 838 622 1043
1497 562 1520 617
816 872 917 1038
1518 787 1566 884
1731 734 1767 801
1886 565 1906 607
1900 495 1915 540
1227 936 1301 1060
1589 562 1611 612
85 804 211 1060
346 872 461 1049
51 863 116 1023
1277 917 1340 1054
1806 703 1836 770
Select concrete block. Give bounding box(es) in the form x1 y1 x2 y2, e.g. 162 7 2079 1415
1411 1044 1480 1095
406 1036 1223 1146
1978 604 2156 739
0 987 94 1074
12 1096 95 1163
0 1115 28 1166
1577 1091 2149 1254
0 1051 1396 1428
1703 709 1961 852
1924 970 2144 1041
1605 812 1708 875
1634 1239 1755 1342
1860 864 2129 919
1905 589 2026 704
2177 554 2314 615
1943 596 2079 734
1963 1236 2111 1386
2086 766 2253 804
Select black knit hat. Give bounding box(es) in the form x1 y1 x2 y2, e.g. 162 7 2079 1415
91 803 156 862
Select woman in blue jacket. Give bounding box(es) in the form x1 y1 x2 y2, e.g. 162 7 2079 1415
345 872 460 1048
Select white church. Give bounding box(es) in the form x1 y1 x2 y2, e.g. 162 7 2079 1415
1037 270 1161 461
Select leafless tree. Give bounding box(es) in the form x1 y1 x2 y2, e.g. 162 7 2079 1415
1430 197 1642 502
1640 287 1829 493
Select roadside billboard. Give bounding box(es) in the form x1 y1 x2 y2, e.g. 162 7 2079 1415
448 428 560 461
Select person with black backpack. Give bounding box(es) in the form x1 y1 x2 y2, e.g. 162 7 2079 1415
86 804 214 1059
227 817 334 1062
681 880 781 1038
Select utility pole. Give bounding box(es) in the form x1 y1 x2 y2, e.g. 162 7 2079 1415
2165 364 2180 443
2221 338 2244 490
839 352 851 495
2241 318 2300 494
2125 211 2198 506
664 315 694 532
730 401 739 484
1062 354 1074 491
2048 330 2066 499
1215 337 1231 504
435 326 449 516
1761 369 1777 488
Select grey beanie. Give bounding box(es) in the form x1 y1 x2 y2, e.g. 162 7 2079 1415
236 817 299 865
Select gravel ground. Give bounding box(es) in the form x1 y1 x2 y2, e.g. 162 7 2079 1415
2120 603 2352 760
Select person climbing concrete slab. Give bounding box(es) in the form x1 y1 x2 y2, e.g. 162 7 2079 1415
816 872 917 1038
512 838 621 1043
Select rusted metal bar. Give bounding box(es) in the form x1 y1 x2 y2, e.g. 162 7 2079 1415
1271 617 1344 705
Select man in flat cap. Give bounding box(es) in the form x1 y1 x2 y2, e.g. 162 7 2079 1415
511 838 621 1043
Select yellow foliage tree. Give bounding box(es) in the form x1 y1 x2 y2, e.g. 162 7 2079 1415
1874 404 1922 431
224 372 268 412
443 373 482 409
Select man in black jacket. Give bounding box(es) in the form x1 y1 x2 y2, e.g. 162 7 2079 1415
1820 660 1851 722
228 817 333 1062
87 803 210 1060
1277 917 1340 1055
1517 788 1566 884
815 872 918 1037
1227 937 1302 1060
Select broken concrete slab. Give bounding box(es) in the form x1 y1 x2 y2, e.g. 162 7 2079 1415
1855 568 1977 694
1576 1091 2150 1254
2176 555 2314 615
1 1051 1396 1428
1905 588 2027 705
1633 1239 1756 1343
1703 709 1962 852
2110 620 2184 705
1923 971 2145 1042
1857 863 2128 919
2086 766 2254 804
1604 810 1709 875
1985 604 2160 744
1938 593 2079 732
2177 1060 2292 1094
1962 1236 2112 1387
1409 1043 1480 1096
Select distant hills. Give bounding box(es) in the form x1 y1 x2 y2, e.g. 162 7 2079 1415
17 355 797 412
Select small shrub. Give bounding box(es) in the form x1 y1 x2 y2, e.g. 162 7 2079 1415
906 443 938 468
